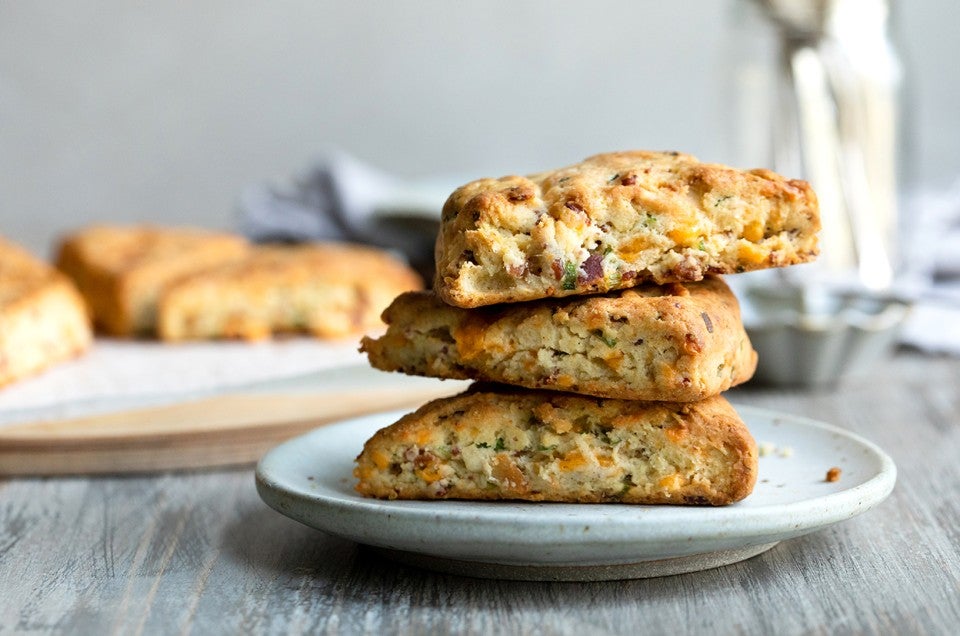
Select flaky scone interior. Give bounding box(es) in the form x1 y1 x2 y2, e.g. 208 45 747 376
158 243 422 341
362 276 757 402
355 386 757 506
435 150 819 307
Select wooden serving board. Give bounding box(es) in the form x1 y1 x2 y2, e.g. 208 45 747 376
0 383 459 477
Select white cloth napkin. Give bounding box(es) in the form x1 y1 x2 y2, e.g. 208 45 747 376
898 181 960 355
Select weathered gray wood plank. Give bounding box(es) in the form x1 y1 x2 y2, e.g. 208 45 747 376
0 353 958 635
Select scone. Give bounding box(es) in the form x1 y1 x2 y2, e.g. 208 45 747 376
355 387 757 505
0 236 92 387
362 276 757 402
56 225 250 336
158 243 423 341
435 150 820 307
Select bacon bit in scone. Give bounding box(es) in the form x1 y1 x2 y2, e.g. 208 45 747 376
507 262 529 278
578 253 604 284
683 333 704 354
565 201 585 213
825 467 842 482
620 174 637 186
672 256 702 281
551 259 564 280
701 311 714 333
413 449 436 470
506 186 532 202
621 270 638 282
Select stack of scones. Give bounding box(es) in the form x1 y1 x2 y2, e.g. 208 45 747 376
356 151 820 506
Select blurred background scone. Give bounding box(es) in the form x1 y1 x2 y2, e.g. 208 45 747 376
56 225 250 337
158 243 423 341
0 236 92 387
55 224 422 341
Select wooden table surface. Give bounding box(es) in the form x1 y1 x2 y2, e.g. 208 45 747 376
1 352 958 635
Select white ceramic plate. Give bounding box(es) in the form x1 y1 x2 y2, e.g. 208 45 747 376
256 405 896 580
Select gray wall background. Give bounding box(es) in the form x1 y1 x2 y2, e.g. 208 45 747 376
1 1 957 255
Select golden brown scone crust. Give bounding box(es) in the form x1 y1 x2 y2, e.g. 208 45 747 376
435 150 820 307
362 276 756 402
56 225 250 336
158 243 422 341
355 387 757 505
0 236 92 387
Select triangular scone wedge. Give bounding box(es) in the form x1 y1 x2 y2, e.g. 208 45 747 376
56 225 250 336
435 150 819 307
158 243 422 341
362 276 757 402
355 387 757 506
0 236 92 387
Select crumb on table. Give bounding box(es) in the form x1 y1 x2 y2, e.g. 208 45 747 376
826 466 842 482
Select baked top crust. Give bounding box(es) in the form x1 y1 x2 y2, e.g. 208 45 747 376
56 225 251 335
158 242 423 341
362 276 756 402
0 236 92 387
435 150 819 307
355 387 758 505
0 236 57 305
57 225 250 277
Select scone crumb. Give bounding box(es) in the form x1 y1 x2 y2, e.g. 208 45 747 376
825 466 842 482
758 442 794 458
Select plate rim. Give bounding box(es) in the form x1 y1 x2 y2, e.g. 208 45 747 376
255 404 897 550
